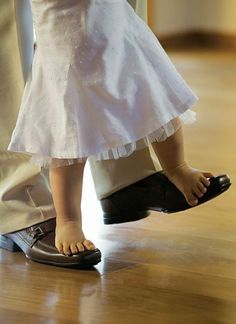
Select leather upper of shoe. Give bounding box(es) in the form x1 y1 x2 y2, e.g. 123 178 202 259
101 172 177 212
100 172 231 213
5 218 101 263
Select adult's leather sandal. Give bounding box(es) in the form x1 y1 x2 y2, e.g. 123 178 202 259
101 173 231 224
0 218 101 267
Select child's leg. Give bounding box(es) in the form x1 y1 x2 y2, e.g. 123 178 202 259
152 117 213 206
49 159 96 255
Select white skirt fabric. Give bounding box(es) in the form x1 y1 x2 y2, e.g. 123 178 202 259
7 0 198 169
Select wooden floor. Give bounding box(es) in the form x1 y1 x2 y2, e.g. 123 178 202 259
0 49 236 324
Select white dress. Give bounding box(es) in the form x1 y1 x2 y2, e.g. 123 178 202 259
7 0 198 168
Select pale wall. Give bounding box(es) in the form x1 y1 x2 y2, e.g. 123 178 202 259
198 0 236 33
151 0 236 36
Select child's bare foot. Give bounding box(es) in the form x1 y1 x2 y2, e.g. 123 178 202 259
165 163 214 206
55 219 96 256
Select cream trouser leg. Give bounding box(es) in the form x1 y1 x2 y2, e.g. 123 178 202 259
0 0 160 234
0 0 56 234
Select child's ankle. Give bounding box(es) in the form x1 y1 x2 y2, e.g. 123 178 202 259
56 215 82 226
164 161 189 177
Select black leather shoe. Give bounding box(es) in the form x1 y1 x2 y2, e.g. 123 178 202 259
101 172 231 224
0 218 101 268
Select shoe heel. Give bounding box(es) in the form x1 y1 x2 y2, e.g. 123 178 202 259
0 235 21 252
103 210 150 225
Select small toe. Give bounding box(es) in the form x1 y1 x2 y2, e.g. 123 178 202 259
55 243 64 254
194 186 204 198
203 171 214 178
63 244 72 256
201 176 211 187
70 243 79 255
186 192 198 206
198 182 207 194
83 240 96 251
76 242 85 252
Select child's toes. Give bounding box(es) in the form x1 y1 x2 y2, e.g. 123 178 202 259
194 186 204 198
70 243 79 255
63 244 72 256
185 192 198 206
201 176 211 187
198 182 207 194
203 171 214 178
76 242 85 252
55 242 64 254
83 240 96 251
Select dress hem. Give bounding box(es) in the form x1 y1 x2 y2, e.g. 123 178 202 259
8 104 197 169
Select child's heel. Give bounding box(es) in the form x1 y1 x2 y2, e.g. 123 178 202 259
0 235 21 252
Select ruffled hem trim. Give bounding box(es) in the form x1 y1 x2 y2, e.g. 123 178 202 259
29 109 196 169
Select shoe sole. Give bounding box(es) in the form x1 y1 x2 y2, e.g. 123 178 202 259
28 252 102 268
103 210 150 225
